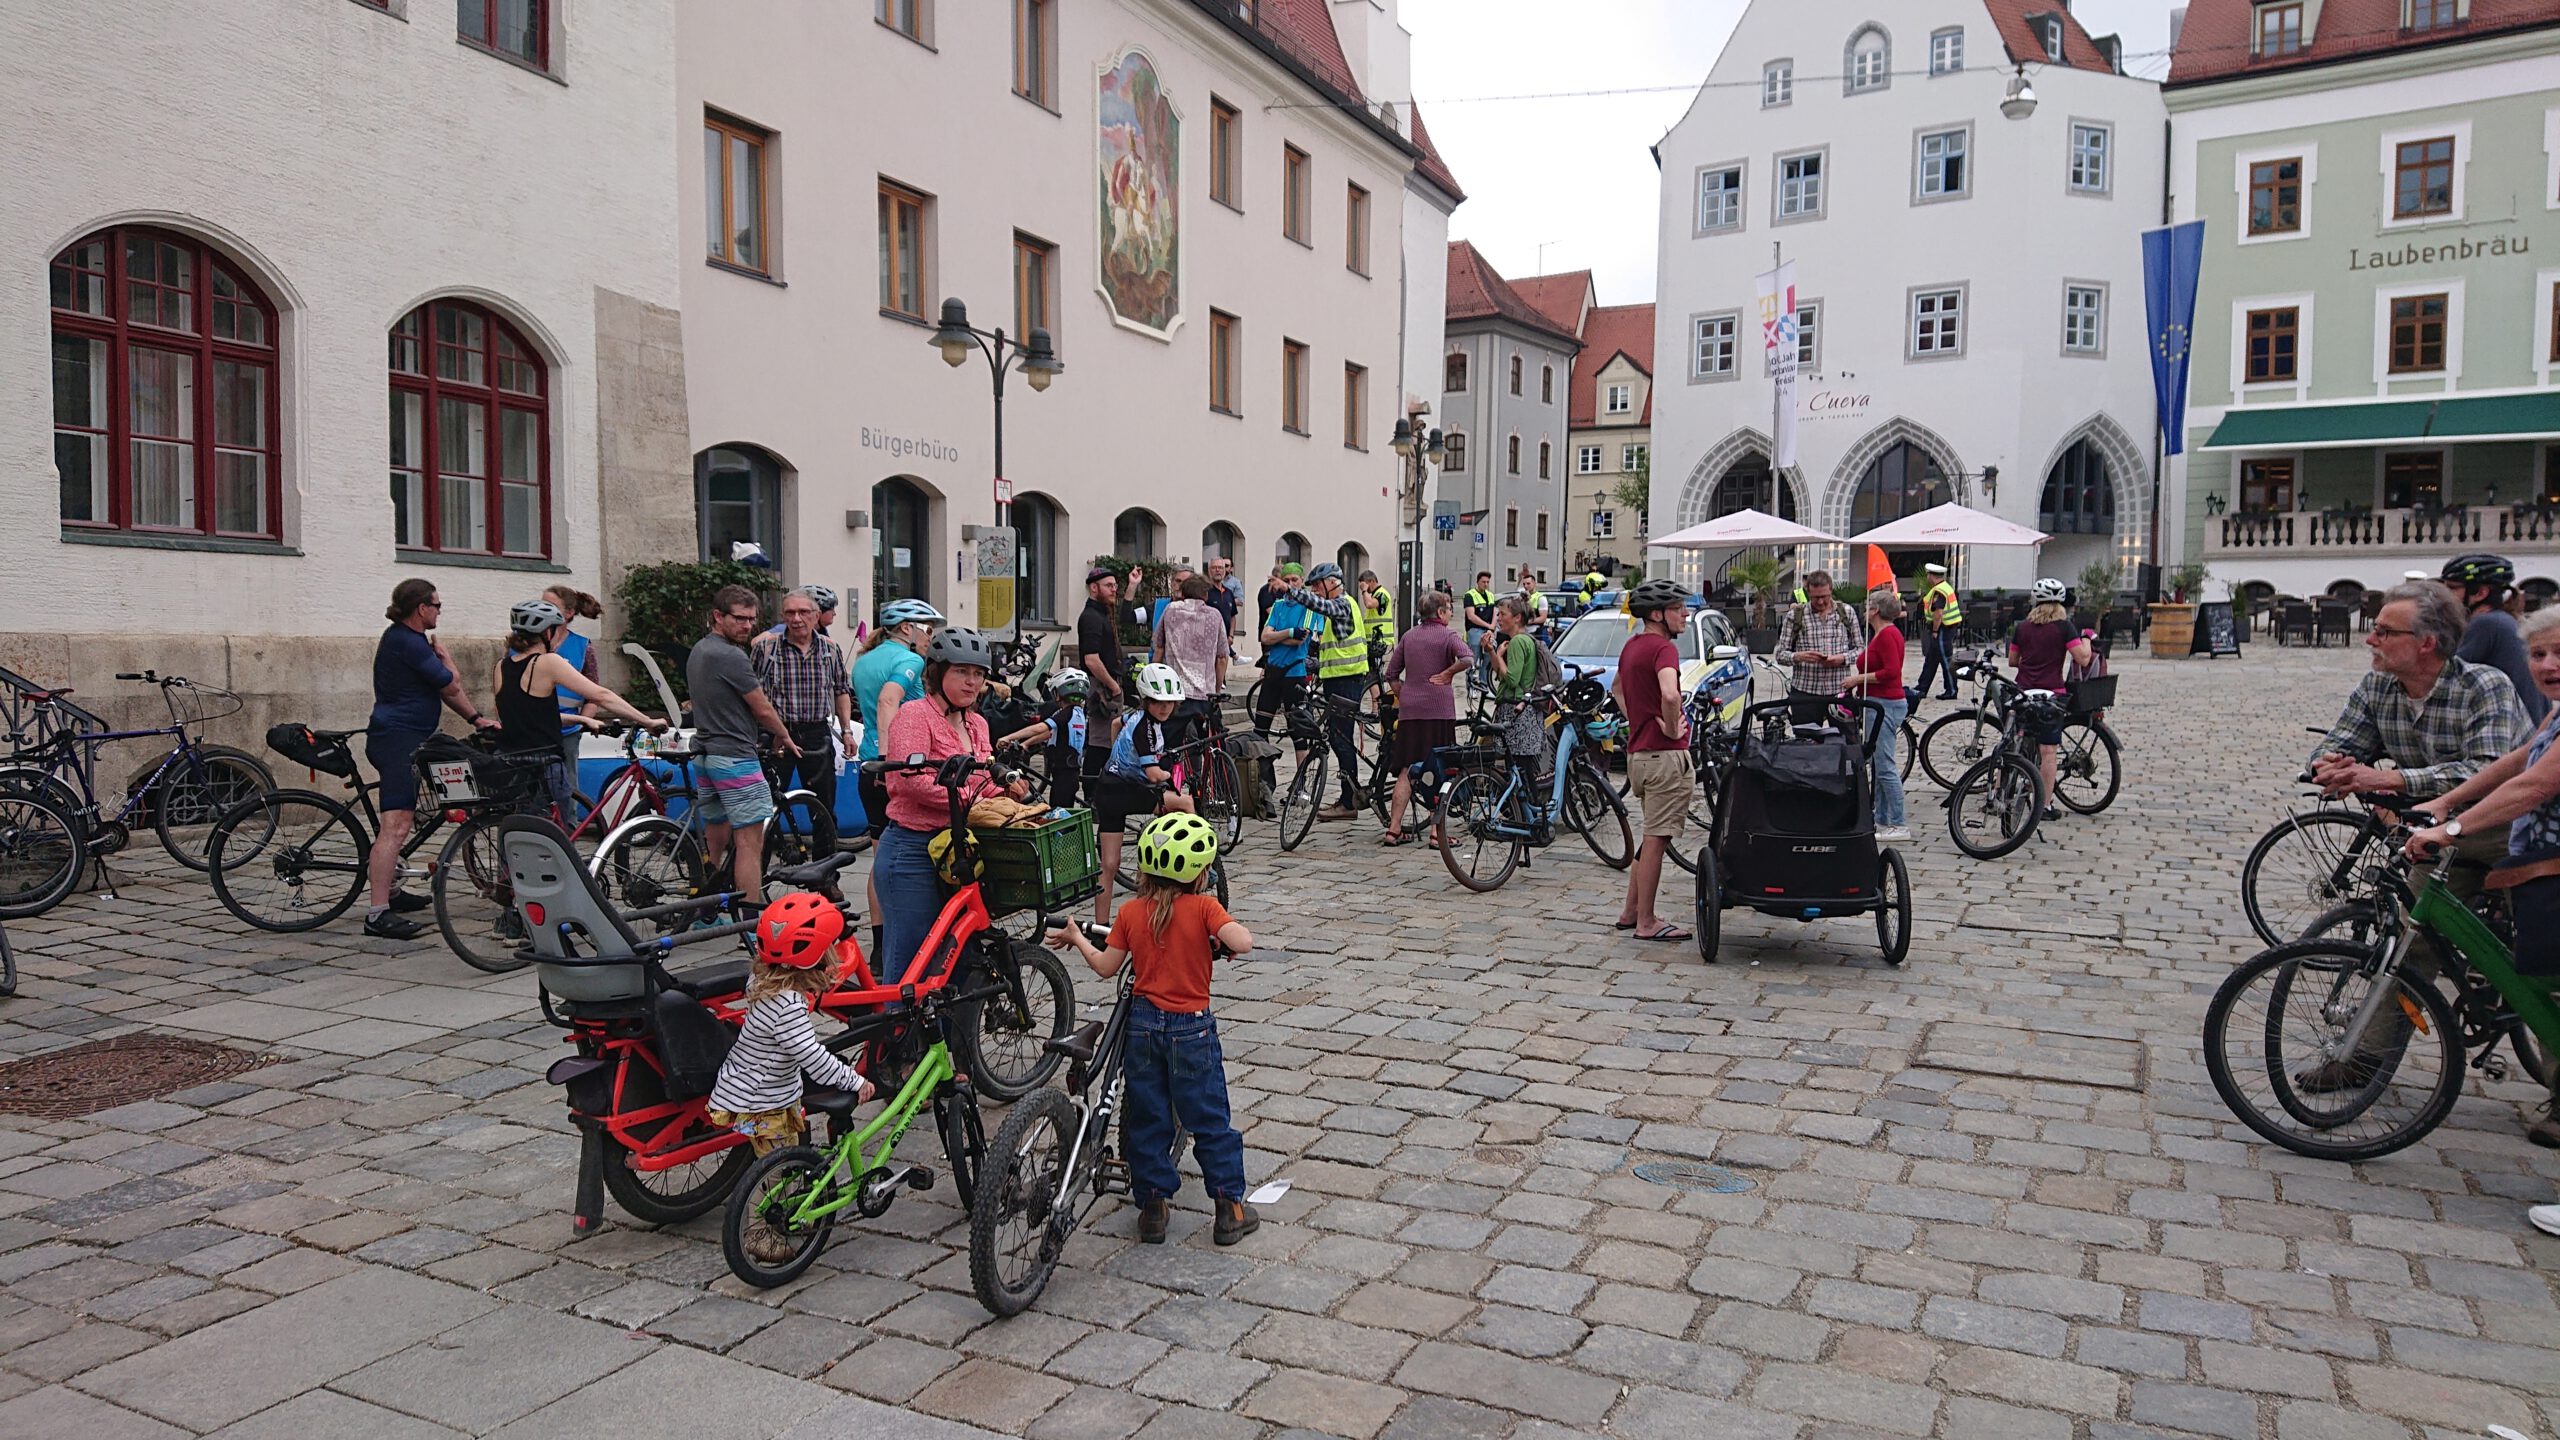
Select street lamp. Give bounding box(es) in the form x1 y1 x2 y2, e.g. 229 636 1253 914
1391 415 1446 632
1999 65 2037 121
927 297 1063 525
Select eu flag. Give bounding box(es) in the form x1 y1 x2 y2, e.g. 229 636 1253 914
2142 221 2207 456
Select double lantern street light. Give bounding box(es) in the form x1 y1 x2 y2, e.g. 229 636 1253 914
1390 417 1446 628
929 297 1062 527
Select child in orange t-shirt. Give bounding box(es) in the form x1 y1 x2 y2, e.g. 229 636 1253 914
1048 812 1258 1247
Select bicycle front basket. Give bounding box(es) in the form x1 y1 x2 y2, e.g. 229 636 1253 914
975 807 1101 916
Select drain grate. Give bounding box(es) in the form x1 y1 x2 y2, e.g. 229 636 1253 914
1631 1160 1758 1194
0 1035 270 1119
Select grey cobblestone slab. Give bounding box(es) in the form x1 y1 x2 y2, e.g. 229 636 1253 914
1392 1340 1619 1426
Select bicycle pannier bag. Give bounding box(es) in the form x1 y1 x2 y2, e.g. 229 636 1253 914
266 723 356 777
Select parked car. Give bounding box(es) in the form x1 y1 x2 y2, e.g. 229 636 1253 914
1549 605 1751 724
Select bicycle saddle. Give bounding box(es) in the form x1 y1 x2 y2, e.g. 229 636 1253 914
803 1085 862 1117
1044 1019 1106 1064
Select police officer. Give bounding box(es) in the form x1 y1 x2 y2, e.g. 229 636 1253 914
1913 562 1964 703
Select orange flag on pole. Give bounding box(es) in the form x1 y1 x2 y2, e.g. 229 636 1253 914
1865 544 1896 593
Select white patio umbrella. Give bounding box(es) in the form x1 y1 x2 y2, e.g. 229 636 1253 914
1851 502 2048 548
1649 508 1844 549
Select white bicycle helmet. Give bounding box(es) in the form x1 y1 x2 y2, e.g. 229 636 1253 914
1044 667 1091 702
880 598 944 629
1135 663 1184 703
2032 578 2069 604
803 584 840 615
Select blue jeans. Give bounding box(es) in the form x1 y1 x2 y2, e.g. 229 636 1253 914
1869 696 1908 829
1123 1000 1247 1204
873 824 947 986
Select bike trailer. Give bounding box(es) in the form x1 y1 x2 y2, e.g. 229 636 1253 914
1713 701 1878 914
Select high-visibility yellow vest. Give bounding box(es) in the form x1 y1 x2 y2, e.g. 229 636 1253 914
1315 603 1370 679
1925 581 1963 626
1464 587 1497 618
1365 588 1395 636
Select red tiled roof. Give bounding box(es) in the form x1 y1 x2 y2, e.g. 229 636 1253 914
1510 272 1593 337
1980 0 2121 73
1250 0 1364 102
1569 304 1655 427
1446 241 1581 347
2167 0 2560 85
1409 104 1466 202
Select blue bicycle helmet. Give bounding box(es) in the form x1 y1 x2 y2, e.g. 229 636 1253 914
879 599 944 629
1305 563 1344 586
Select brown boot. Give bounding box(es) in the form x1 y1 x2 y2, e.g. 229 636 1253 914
1213 1198 1260 1246
1136 1197 1169 1244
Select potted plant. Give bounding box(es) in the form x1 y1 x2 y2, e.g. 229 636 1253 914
2149 560 2211 657
2076 558 2120 631
1728 551 1785 653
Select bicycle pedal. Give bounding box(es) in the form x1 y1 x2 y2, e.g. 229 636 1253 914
907 1166 935 1192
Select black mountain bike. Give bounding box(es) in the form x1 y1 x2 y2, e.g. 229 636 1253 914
0 671 271 875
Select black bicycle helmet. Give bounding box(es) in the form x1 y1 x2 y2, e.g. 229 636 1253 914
929 627 995 669
1628 576 1690 618
1560 675 1609 714
2441 554 2514 590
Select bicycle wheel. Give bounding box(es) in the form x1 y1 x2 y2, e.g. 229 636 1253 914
2202 940 2463 1161
597 1061 753 1224
1898 721 1918 783
1877 847 1911 967
1692 844 1722 964
2241 811 2379 947
1193 747 1244 855
721 1145 836 1288
152 745 274 871
2053 720 2120 816
1435 770 1521 892
1918 708 1998 789
430 813 531 974
0 764 79 817
1564 762 1633 870
950 936 1072 1102
0 792 81 921
206 790 366 932
0 920 14 997
1946 753 2042 861
1273 745 1326 853
938 1088 986 1214
764 789 841 874
591 815 709 934
970 1087 1078 1317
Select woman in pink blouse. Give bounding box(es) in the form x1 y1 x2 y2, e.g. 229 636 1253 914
871 629 1031 982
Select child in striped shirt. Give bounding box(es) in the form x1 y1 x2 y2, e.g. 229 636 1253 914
708 892 872 1157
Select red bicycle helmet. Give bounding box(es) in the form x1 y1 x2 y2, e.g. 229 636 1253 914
757 892 844 969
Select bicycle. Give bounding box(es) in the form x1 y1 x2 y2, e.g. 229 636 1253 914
0 670 271 875
969 920 1205 1317
1268 688 1397 851
1943 688 2074 860
2204 836 2560 1160
1432 682 1633 892
1915 650 2013 788
1916 654 2115 808
1161 724 1244 856
207 727 455 933
2239 752 2413 946
582 734 840 942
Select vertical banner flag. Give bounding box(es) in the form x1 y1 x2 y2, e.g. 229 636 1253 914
2141 221 2207 456
1755 261 1800 469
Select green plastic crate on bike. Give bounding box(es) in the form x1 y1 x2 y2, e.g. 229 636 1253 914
974 808 1102 915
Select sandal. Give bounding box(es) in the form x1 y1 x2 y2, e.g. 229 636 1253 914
1380 832 1411 847
1632 925 1691 943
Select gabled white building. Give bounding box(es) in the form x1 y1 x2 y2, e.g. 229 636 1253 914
1652 0 2165 596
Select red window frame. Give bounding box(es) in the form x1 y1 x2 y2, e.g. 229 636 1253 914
460 0 549 70
50 226 281 540
390 299 552 558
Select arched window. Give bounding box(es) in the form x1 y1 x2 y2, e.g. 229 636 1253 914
1849 441 1943 533
1278 531 1310 567
1201 520 1243 566
2039 439 2113 536
873 477 932 607
1015 492 1062 623
1113 507 1163 561
696 446 783 564
1337 541 1369 578
1711 456 1795 521
1845 24 1891 93
391 298 549 555
52 227 280 538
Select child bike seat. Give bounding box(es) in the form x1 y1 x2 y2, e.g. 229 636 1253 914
670 959 751 999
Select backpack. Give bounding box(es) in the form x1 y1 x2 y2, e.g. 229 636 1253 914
1530 636 1564 693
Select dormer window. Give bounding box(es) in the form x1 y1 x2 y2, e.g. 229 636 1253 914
2043 17 2065 61
1845 26 1890 93
2407 0 2458 31
2256 2 2304 57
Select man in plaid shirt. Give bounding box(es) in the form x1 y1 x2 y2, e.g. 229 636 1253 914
1775 570 1866 724
2307 583 2523 803
753 587 854 820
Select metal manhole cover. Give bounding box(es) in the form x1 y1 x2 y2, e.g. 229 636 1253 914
1631 1160 1757 1194
0 1035 270 1119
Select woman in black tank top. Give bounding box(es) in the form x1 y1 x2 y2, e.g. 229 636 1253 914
498 598 668 811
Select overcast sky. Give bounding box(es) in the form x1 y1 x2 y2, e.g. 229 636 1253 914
1402 0 2179 305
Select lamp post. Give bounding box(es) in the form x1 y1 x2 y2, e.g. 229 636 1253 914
1391 415 1446 636
928 297 1063 529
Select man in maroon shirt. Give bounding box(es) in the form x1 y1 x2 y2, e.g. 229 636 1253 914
1614 578 1695 941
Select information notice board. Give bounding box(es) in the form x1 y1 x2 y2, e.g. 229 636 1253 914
2189 601 2240 657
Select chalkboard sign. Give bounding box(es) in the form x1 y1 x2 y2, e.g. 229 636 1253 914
2190 601 2240 657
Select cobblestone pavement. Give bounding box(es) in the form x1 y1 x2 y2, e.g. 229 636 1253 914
1 643 2555 1440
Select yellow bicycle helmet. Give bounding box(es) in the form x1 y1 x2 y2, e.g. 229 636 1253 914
1135 812 1219 884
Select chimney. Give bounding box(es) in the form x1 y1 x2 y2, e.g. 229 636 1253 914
2169 6 2187 50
